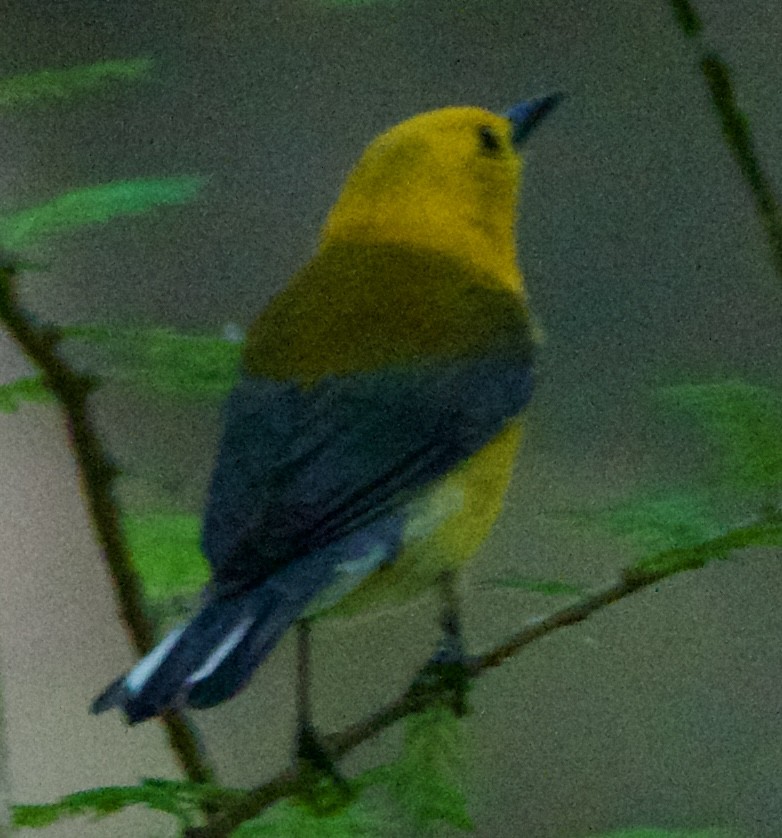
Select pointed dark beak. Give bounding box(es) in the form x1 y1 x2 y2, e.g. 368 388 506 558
506 94 562 146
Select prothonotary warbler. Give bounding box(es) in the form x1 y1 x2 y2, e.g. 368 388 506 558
92 96 559 725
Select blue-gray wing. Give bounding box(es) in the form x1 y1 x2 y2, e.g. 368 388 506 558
201 352 534 594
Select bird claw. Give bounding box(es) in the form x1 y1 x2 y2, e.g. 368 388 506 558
295 723 353 813
410 648 474 717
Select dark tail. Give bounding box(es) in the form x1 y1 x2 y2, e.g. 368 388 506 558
91 583 302 724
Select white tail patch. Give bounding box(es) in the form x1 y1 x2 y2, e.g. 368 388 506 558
185 616 255 687
126 625 187 695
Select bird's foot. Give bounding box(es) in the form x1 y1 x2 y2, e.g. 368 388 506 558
294 722 353 813
410 635 474 717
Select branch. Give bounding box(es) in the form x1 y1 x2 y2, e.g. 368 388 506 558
184 518 778 837
0 259 213 785
0 665 11 834
668 0 782 283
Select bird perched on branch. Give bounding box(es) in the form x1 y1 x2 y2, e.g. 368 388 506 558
92 95 559 728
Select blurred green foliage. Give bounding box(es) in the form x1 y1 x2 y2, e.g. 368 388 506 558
124 512 210 603
0 177 206 250
658 381 782 500
607 381 782 554
64 324 241 399
499 381 782 592
582 382 782 583
585 491 727 557
0 375 53 412
361 706 473 833
232 798 381 837
626 516 782 582
12 778 244 830
0 59 152 109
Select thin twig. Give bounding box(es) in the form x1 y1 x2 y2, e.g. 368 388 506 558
0 260 213 785
183 520 778 838
296 620 312 739
668 0 782 282
0 666 11 835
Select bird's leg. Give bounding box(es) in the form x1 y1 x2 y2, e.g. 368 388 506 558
295 619 327 767
294 620 351 810
437 568 466 661
411 570 472 716
295 618 314 751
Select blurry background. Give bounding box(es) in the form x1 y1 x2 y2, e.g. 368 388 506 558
0 0 780 835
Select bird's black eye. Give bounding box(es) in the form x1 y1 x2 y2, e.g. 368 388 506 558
478 125 502 154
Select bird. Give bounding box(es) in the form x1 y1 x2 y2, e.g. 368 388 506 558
92 95 559 727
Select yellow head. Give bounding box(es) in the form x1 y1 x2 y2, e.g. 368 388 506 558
321 101 556 290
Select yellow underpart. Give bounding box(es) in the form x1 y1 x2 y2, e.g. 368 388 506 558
329 420 523 617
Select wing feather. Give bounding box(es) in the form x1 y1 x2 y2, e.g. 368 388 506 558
202 353 533 594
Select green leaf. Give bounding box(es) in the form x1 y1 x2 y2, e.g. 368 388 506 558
124 513 210 602
584 491 727 557
233 797 381 837
0 176 206 248
659 381 782 498
626 516 782 582
0 59 153 109
573 380 782 576
374 706 473 832
12 778 244 829
490 577 585 596
63 324 241 399
0 375 53 413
